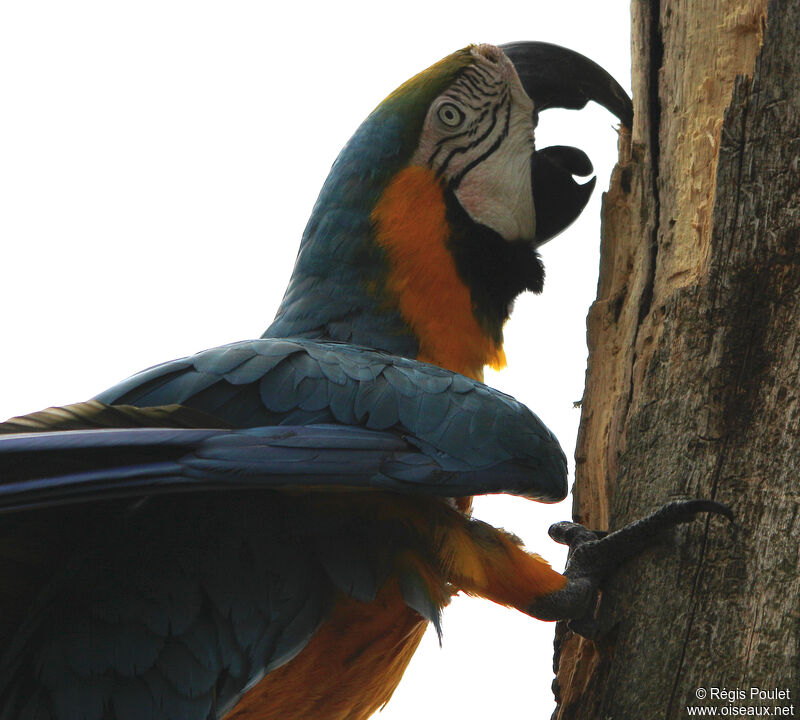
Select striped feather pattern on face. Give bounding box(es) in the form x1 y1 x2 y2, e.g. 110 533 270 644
410 44 536 243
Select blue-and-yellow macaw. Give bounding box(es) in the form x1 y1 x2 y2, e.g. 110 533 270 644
0 42 730 719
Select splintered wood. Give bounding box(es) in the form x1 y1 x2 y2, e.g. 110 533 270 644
552 0 800 718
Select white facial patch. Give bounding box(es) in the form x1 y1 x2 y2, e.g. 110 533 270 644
410 44 537 242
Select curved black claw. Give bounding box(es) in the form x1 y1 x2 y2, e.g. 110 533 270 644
548 519 600 547
532 145 596 245
527 499 733 637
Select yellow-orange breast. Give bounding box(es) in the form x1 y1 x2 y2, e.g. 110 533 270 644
371 165 506 381
226 582 426 720
225 493 567 719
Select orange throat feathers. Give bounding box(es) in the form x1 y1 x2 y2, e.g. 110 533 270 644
372 165 506 381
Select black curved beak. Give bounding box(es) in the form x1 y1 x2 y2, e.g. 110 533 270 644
500 41 632 126
500 41 632 245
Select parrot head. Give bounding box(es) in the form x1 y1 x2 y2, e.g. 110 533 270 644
266 42 632 380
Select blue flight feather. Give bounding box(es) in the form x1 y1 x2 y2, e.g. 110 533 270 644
92 337 568 501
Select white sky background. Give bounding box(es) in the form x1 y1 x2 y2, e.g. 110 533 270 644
0 2 631 718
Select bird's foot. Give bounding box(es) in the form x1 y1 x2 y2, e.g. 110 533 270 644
527 499 734 638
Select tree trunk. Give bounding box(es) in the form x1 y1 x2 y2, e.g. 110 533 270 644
553 0 799 717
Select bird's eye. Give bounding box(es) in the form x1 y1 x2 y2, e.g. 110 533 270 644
437 102 465 128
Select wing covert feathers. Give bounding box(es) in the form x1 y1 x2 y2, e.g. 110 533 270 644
94 338 568 501
0 339 570 719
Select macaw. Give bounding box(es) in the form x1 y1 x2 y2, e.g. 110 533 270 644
0 42 730 720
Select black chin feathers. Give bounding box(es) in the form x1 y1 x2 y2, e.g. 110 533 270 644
444 190 545 344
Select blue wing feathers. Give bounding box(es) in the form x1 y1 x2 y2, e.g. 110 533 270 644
257 359 302 413
155 639 219 698
62 615 164 677
0 336 567 719
101 359 193 402
0 428 221 454
383 364 427 398
307 350 349 386
326 379 359 425
192 344 257 375
49 675 108 720
0 493 335 718
110 679 158 720
314 533 378 603
191 383 276 427
12 337 568 503
263 586 327 675
220 352 279 386
291 374 326 412
364 380 400 430
142 666 213 719
415 391 452 435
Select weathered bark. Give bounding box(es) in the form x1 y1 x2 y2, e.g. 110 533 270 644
553 0 799 717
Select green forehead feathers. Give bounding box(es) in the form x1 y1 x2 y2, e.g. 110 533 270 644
380 46 476 110
369 47 477 160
